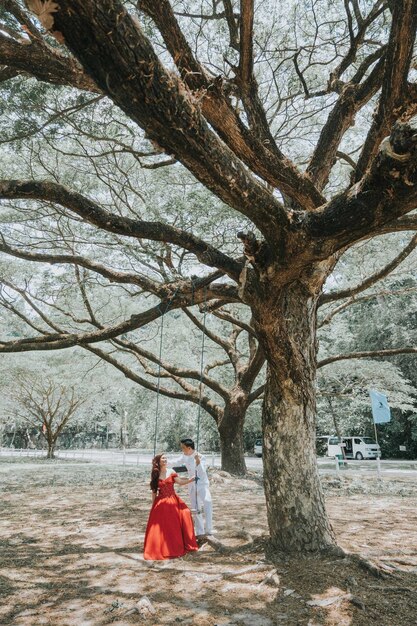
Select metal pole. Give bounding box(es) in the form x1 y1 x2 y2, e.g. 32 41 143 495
376 455 382 479
373 420 382 480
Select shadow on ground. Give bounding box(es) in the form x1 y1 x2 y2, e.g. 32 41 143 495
0 460 416 625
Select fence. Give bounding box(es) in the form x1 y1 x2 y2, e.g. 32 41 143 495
317 456 417 478
0 447 220 468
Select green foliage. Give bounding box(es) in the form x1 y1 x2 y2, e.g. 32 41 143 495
318 237 417 456
376 411 417 459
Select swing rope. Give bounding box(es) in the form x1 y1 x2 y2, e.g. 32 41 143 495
195 286 207 453
152 311 165 457
152 289 180 457
194 286 208 515
151 282 209 520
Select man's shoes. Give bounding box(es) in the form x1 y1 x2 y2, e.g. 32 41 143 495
196 535 208 547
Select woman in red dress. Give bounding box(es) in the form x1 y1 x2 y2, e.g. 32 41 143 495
143 453 198 560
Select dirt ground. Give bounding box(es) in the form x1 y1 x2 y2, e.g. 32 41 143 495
0 459 416 626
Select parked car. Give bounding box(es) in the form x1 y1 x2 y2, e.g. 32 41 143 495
317 435 381 460
254 438 262 457
341 436 381 460
326 436 344 457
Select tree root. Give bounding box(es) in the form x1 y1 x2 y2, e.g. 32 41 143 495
203 530 261 554
265 542 347 563
347 553 393 578
222 563 270 579
258 568 280 587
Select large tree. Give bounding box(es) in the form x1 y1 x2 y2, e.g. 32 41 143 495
1 0 417 552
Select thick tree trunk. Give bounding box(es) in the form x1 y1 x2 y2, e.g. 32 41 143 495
219 398 248 475
253 279 336 553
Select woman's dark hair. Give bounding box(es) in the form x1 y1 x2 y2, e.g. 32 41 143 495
150 454 162 493
180 438 195 449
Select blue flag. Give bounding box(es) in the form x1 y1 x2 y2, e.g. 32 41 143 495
369 389 391 424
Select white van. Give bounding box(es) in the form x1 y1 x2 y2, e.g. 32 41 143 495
342 436 381 460
321 435 380 460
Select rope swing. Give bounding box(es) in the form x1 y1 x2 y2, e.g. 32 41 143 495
152 285 208 459
194 287 207 515
152 309 165 457
195 287 207 453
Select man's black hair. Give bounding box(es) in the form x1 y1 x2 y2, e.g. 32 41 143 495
180 438 195 449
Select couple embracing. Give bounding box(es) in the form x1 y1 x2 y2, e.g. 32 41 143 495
143 438 213 560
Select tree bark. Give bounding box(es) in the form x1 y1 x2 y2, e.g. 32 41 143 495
252 279 336 553
46 441 55 459
218 397 248 475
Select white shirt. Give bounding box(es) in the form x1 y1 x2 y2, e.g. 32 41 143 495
171 452 209 486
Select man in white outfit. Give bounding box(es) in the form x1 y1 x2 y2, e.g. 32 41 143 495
173 438 213 538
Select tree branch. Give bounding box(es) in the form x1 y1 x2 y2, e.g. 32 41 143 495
0 179 242 280
306 56 385 190
306 0 390 189
376 214 417 234
0 237 161 294
318 347 417 368
318 286 417 327
237 0 283 158
137 0 325 210
0 30 99 92
46 0 294 238
319 233 417 304
0 284 220 353
240 345 265 391
183 308 233 358
354 0 417 181
84 345 222 422
332 1 385 82
247 384 264 404
238 0 253 85
222 0 240 50
305 122 417 252
212 308 257 338
110 335 229 400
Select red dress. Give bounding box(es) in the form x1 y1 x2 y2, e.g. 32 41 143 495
143 472 198 560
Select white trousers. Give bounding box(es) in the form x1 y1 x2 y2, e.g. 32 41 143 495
188 483 213 536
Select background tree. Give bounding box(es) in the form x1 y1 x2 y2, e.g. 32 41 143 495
317 360 416 435
316 232 417 452
12 377 84 458
1 0 417 553
0 346 145 451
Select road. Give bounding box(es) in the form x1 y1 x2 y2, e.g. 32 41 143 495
1 447 416 474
